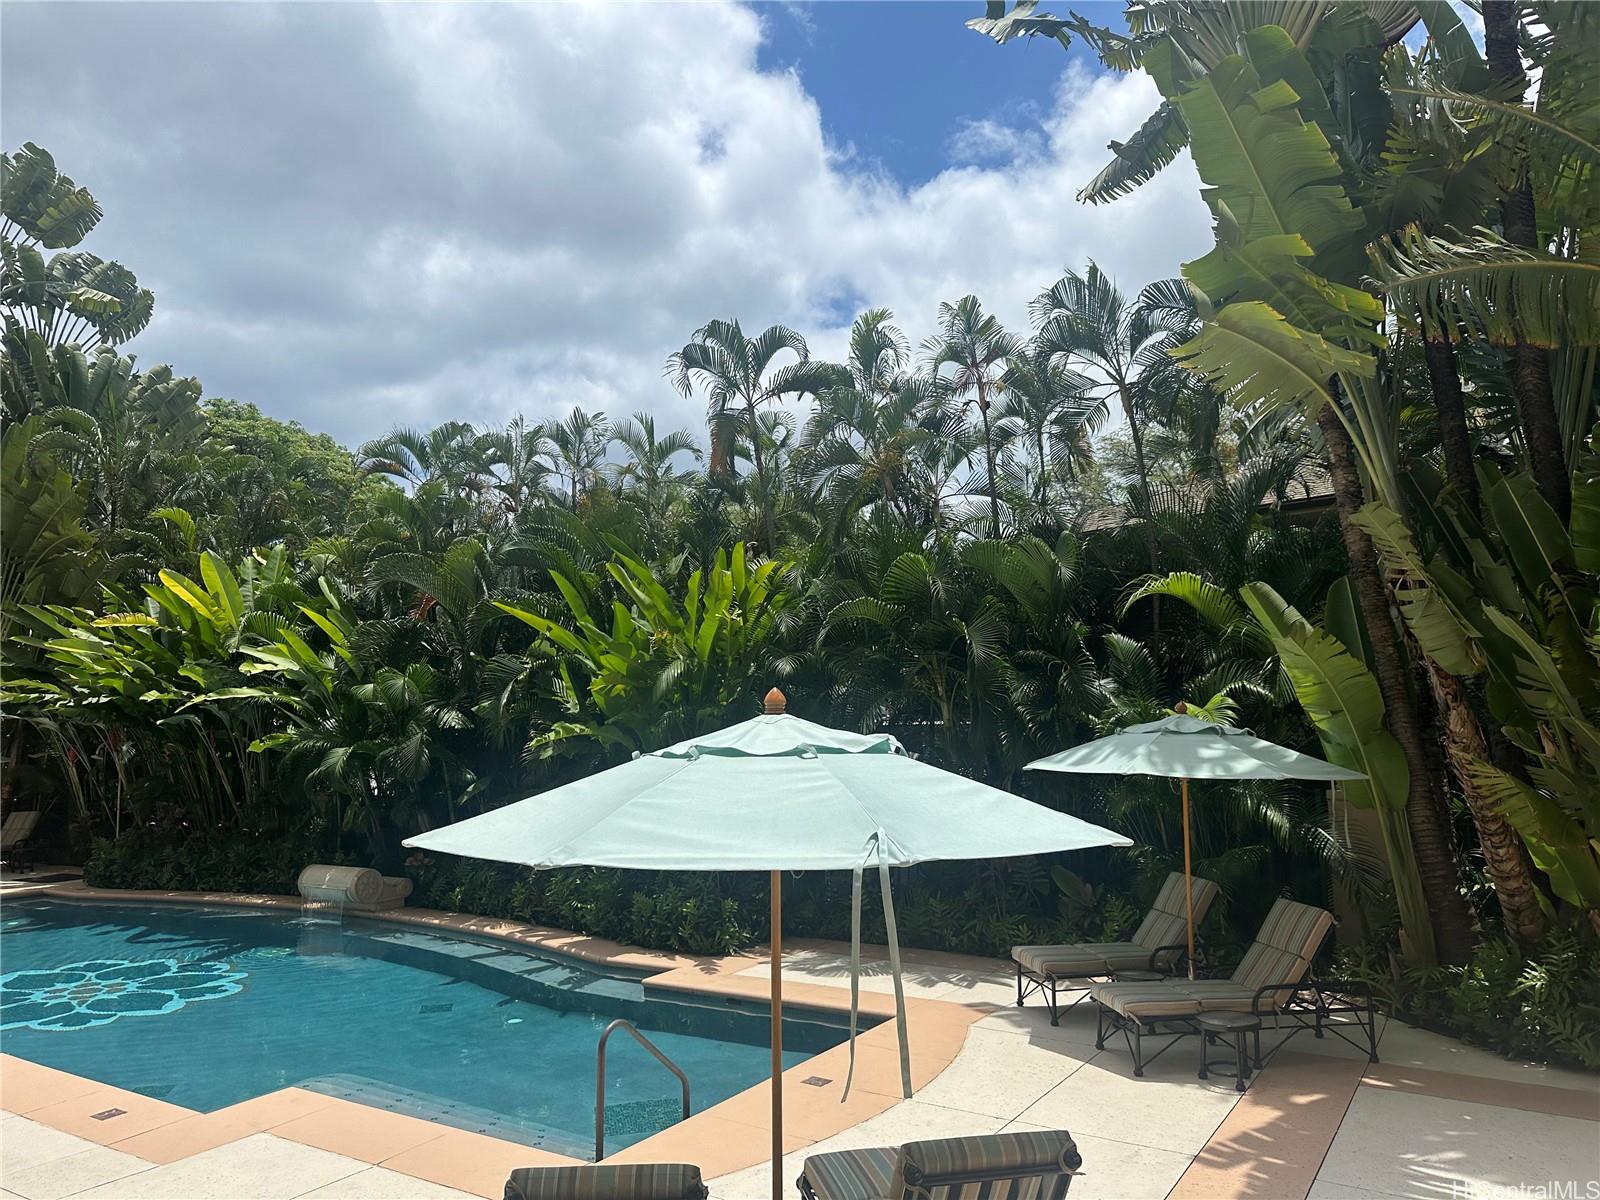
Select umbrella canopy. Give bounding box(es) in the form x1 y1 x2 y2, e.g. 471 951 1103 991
1026 713 1368 781
406 692 1128 1195
1025 708 1364 980
410 713 1127 872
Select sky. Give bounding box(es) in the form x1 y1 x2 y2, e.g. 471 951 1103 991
1 1 1216 448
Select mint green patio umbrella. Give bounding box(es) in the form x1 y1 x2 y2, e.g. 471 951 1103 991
1024 705 1365 979
407 688 1129 1196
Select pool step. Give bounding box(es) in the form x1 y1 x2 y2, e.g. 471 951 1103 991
300 1073 590 1157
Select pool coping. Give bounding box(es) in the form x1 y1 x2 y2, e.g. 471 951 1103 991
0 883 998 1194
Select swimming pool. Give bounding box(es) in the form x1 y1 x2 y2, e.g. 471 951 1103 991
0 899 849 1158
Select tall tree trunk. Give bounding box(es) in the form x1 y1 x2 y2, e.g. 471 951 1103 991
1422 661 1550 942
1421 323 1482 518
1483 0 1571 521
1120 385 1161 638
976 379 1002 539
1317 403 1476 964
746 399 776 549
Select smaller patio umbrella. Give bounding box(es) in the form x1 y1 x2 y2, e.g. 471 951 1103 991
1024 704 1365 978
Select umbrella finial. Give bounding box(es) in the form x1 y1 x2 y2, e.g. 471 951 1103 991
764 686 787 714
1174 701 1189 714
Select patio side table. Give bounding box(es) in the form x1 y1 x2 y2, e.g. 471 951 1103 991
1195 1010 1262 1092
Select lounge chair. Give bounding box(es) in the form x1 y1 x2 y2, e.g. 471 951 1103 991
1012 872 1219 1025
800 1129 1081 1200
0 810 42 873
1088 897 1378 1079
504 1164 707 1200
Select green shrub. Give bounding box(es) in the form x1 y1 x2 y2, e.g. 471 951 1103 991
1340 928 1600 1070
84 825 337 896
403 853 1155 959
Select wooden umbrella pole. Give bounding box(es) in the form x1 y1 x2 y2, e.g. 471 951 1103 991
1182 777 1195 980
769 869 783 1200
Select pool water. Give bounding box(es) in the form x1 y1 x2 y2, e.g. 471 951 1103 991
0 900 847 1158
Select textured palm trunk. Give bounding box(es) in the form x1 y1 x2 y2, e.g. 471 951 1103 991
1317 404 1476 964
1484 0 1571 522
1422 326 1482 517
746 399 776 549
1422 661 1549 942
976 378 1002 539
1119 383 1161 638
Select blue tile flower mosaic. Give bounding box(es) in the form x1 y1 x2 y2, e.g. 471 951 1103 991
0 958 246 1032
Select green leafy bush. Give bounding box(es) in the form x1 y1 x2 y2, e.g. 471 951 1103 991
84 825 336 896
1340 929 1600 1069
404 853 1150 959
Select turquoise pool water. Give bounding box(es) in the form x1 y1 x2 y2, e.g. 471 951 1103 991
0 899 847 1158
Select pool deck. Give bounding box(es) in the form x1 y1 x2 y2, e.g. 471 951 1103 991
1 877 1595 1199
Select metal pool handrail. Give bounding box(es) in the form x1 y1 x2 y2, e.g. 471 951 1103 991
595 1018 691 1161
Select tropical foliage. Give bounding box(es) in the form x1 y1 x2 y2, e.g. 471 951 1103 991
3 0 1598 1065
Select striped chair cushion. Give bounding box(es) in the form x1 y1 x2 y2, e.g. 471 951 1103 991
1088 979 1257 1020
504 1165 706 1200
801 1146 898 1200
1012 942 1150 977
1088 981 1204 1019
1230 898 1333 1009
1012 873 1220 981
1131 873 1220 950
905 1129 1080 1198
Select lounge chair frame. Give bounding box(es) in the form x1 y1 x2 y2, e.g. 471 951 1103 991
1093 972 1379 1079
1014 942 1191 1026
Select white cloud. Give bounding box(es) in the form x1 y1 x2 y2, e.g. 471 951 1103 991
1 2 1211 444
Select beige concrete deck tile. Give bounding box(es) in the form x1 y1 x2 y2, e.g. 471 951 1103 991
1361 1061 1600 1122
295 1165 480 1199
379 1128 575 1199
691 1079 897 1146
606 1113 812 1178
111 1089 343 1163
1315 1086 1600 1199
1020 1057 1243 1156
271 1102 451 1164
68 1133 366 1200
1298 1015 1600 1095
793 1039 946 1099
1305 1183 1409 1200
0 1117 107 1175
1 1145 153 1200
913 1026 1091 1120
0 1058 104 1116
1005 1120 1194 1200
972 1001 1106 1048
1168 1052 1366 1200
734 950 1005 1004
22 1087 192 1146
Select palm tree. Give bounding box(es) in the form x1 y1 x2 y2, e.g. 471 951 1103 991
540 406 610 510
611 411 701 518
798 310 943 525
923 296 1018 538
356 422 498 493
1032 267 1194 629
487 415 556 516
994 340 1099 502
667 318 832 546
30 346 206 556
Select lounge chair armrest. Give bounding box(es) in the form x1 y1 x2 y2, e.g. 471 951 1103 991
1250 981 1309 1015
1307 977 1372 998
